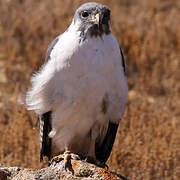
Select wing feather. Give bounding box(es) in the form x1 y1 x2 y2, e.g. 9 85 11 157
95 122 119 163
120 47 126 74
40 111 52 161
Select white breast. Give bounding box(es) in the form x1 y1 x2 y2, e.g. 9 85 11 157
26 27 127 154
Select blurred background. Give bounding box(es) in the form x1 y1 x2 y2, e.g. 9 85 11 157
0 0 179 179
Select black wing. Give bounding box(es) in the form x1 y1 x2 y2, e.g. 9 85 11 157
120 47 126 74
44 36 59 63
40 111 52 161
95 122 119 163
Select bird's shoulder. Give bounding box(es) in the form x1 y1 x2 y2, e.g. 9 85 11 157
44 36 60 63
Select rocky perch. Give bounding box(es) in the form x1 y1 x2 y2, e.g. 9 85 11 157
0 159 128 180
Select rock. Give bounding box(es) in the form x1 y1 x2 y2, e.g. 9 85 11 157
0 167 22 180
0 159 128 180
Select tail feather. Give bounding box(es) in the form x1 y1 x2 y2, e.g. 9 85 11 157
39 111 52 161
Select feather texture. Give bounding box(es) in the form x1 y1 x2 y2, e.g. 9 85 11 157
26 2 128 163
40 111 52 161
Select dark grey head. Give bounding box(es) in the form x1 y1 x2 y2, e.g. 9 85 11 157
74 2 111 38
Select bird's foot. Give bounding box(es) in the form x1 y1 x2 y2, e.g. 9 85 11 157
50 151 80 172
85 156 109 169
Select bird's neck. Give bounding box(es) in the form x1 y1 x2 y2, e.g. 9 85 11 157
68 20 111 42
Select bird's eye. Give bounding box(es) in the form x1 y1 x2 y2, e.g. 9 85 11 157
81 11 89 18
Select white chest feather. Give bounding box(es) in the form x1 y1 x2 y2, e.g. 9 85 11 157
26 28 127 153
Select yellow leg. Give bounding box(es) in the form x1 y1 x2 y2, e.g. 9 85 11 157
50 148 80 171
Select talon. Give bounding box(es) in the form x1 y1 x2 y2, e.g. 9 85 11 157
49 154 64 165
64 150 71 154
50 151 81 173
71 153 81 160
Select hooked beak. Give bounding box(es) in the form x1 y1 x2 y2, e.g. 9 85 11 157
88 13 101 27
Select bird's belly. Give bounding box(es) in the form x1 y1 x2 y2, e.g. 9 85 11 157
49 47 126 157
50 74 110 156
51 91 108 157
51 129 92 157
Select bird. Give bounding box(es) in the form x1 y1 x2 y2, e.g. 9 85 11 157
25 2 128 168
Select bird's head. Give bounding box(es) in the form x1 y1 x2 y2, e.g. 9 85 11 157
73 2 111 38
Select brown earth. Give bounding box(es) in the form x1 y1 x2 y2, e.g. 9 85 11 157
0 0 179 179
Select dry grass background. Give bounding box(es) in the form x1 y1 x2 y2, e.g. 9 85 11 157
0 0 179 179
